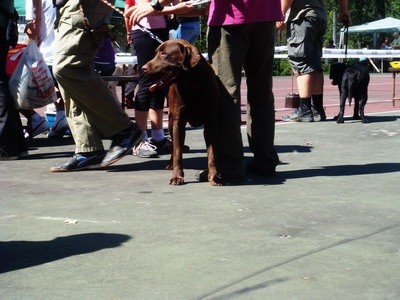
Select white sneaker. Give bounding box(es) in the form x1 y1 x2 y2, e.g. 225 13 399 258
132 140 158 158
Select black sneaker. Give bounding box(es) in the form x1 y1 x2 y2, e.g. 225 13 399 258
50 151 106 172
312 107 326 122
282 107 314 122
101 123 144 167
149 137 190 154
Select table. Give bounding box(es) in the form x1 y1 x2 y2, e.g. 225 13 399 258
389 67 400 107
101 75 139 109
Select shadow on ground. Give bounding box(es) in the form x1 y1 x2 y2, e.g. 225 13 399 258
0 233 131 273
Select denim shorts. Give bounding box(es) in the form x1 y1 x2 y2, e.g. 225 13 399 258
287 16 327 75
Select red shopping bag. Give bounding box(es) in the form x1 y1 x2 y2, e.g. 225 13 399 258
6 43 26 77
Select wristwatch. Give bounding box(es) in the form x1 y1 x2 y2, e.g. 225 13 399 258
150 0 164 11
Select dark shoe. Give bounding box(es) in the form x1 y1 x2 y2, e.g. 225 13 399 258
32 116 50 137
0 148 18 160
47 115 70 138
195 169 243 185
50 151 106 172
247 160 276 176
282 107 314 122
312 107 327 122
101 124 144 167
150 137 190 154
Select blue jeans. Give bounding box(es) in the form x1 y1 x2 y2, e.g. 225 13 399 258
171 20 200 44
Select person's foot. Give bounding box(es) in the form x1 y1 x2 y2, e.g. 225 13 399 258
32 116 50 137
246 160 276 176
47 115 70 138
50 151 106 172
149 136 190 154
101 123 144 167
132 140 158 158
0 148 28 160
282 107 314 122
312 107 327 122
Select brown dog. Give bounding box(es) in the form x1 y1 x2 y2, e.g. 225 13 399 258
142 39 221 186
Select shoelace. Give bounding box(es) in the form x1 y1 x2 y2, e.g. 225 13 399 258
134 141 157 152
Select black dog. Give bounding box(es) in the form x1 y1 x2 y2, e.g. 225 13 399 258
329 62 370 123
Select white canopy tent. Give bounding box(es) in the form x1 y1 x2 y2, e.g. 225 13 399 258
340 17 400 50
347 17 400 34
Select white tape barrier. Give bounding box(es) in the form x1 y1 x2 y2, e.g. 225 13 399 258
115 48 400 65
115 52 210 65
275 47 400 59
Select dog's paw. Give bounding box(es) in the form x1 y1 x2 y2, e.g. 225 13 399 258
336 114 345 123
209 173 223 186
169 177 185 185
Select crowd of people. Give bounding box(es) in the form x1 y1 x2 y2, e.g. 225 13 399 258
1 0 352 184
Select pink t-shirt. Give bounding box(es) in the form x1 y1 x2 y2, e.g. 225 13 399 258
208 0 283 26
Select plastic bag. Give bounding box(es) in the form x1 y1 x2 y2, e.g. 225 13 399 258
9 41 57 109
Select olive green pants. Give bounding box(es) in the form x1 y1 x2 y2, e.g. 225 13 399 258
208 22 279 176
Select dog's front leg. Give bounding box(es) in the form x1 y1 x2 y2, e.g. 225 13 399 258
169 111 186 185
203 121 222 186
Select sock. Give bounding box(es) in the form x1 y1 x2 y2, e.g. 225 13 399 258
142 132 149 141
299 97 312 111
312 94 324 111
151 129 165 142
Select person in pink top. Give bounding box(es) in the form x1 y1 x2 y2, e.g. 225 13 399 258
126 0 282 183
125 0 170 158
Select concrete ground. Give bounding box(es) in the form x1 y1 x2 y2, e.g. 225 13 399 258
1 105 400 299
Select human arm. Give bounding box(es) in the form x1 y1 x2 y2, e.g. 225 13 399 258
124 0 196 25
24 0 42 43
276 0 293 31
124 0 134 45
337 0 351 27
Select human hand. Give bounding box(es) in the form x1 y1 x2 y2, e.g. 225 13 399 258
339 10 351 27
276 21 286 31
126 33 133 45
24 20 40 42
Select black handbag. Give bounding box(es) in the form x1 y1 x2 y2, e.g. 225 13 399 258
0 8 19 48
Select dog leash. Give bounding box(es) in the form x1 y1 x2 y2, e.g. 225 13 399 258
99 0 164 44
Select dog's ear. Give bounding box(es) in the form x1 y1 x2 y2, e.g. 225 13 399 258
180 43 201 70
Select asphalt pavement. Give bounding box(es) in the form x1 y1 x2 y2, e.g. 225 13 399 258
1 109 400 299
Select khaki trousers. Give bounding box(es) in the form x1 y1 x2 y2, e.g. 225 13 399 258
53 0 131 153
